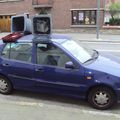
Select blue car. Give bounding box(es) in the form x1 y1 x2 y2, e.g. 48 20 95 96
0 14 120 110
0 32 120 110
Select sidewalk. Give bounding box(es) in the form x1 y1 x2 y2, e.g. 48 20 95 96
53 28 120 42
62 33 120 43
0 32 120 43
0 32 10 38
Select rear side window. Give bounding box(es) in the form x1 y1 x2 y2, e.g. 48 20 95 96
2 43 32 62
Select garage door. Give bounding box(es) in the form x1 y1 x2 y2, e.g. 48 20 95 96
0 16 11 32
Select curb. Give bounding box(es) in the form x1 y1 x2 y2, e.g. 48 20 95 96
77 38 120 43
78 39 120 43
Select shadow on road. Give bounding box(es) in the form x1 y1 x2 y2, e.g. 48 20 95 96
2 90 120 111
11 90 90 109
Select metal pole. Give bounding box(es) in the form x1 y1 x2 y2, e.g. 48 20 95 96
96 0 100 39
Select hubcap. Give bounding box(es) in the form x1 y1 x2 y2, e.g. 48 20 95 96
94 91 110 106
0 79 8 92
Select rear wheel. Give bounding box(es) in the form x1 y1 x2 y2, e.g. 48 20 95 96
88 86 117 110
0 76 13 94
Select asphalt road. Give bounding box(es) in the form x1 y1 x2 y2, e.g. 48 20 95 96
79 41 120 57
1 90 120 120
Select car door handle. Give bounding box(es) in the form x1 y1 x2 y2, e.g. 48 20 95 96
35 68 44 72
2 63 10 67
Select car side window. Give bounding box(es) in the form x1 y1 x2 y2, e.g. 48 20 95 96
37 43 71 68
1 43 10 59
2 43 32 62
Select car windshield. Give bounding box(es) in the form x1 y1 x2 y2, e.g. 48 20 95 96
62 40 98 64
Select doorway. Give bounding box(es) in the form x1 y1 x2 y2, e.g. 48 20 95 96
0 15 11 32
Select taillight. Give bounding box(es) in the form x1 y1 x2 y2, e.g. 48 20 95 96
2 32 23 43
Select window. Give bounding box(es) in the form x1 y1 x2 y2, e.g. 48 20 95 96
61 40 93 64
37 43 71 68
0 0 22 2
71 10 96 25
2 43 32 62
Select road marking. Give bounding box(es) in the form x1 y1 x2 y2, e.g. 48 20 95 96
80 42 120 44
81 109 120 119
14 101 120 118
109 43 120 45
13 101 44 107
98 49 120 52
3 101 44 107
48 105 120 119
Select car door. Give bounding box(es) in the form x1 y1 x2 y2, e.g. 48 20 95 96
33 42 86 96
0 42 35 89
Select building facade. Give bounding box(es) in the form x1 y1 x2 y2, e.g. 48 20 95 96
0 0 117 32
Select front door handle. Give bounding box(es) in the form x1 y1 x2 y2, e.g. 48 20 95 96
2 63 10 67
35 68 44 72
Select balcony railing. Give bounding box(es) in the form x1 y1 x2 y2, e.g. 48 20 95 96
32 0 53 8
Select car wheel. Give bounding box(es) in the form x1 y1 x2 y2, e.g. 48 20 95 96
88 86 117 110
0 76 13 95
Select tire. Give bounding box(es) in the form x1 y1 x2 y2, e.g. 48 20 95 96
88 86 117 110
0 75 13 95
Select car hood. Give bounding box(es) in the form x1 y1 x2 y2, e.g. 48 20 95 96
86 53 120 77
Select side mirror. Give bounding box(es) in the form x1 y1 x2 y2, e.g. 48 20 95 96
65 61 75 69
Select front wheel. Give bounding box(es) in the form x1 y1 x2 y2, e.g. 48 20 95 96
0 76 13 95
88 86 117 110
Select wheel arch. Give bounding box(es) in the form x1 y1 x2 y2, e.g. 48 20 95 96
0 73 13 87
86 84 117 99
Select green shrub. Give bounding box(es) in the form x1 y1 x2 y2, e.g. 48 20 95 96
109 18 120 25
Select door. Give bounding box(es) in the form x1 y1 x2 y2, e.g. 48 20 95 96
34 42 85 96
0 15 11 32
0 42 35 89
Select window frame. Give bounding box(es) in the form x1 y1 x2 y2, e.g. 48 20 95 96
1 42 33 63
35 42 79 69
71 9 97 26
0 0 23 3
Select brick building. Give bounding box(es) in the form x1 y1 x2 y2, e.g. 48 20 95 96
0 0 117 32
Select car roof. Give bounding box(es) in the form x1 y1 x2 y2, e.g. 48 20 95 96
18 34 71 44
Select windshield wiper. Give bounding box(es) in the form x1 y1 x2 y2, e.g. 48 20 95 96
93 50 99 59
83 58 95 64
83 50 99 64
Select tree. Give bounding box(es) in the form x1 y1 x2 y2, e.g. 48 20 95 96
109 3 120 19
